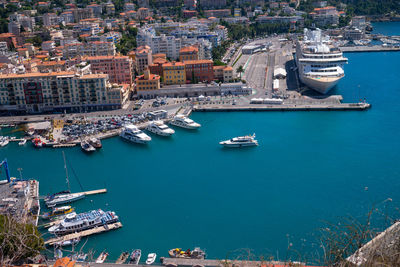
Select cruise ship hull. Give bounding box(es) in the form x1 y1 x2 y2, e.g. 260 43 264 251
299 75 343 94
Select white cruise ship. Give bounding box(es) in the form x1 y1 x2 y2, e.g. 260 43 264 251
296 28 348 94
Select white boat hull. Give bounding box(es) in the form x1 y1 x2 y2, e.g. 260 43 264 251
120 133 151 144
299 75 343 94
46 193 85 207
220 142 258 148
170 121 200 130
146 126 174 136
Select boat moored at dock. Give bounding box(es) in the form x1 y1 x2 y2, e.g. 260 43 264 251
146 253 157 265
296 28 348 94
146 121 175 136
42 205 74 219
170 115 201 129
53 237 80 247
96 251 109 263
168 247 206 259
81 140 96 152
48 209 119 235
89 137 102 149
120 124 151 144
219 134 258 148
45 192 84 208
116 252 130 264
129 249 142 265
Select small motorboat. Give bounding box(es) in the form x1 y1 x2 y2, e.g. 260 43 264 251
129 249 141 265
54 237 80 247
219 134 258 148
81 140 96 152
42 205 74 220
146 253 157 265
96 251 109 263
32 137 43 148
116 252 129 264
89 137 102 149
18 139 27 146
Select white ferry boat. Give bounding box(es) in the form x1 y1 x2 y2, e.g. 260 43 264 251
146 121 175 136
120 124 151 144
296 28 348 94
170 115 201 129
48 209 119 235
219 134 258 148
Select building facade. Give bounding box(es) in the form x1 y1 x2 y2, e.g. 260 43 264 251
0 72 128 113
179 46 199 62
135 69 160 92
62 41 116 59
184 60 214 83
162 62 185 85
135 45 153 75
86 56 133 85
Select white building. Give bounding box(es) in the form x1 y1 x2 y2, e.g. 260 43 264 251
137 28 181 60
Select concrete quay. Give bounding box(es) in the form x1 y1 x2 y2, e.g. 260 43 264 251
340 45 400 52
161 258 306 267
193 103 371 112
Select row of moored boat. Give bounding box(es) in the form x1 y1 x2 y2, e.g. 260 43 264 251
120 115 201 144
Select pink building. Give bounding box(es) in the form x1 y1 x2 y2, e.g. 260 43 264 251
85 55 133 85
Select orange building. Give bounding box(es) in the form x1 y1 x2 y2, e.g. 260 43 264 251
135 69 160 91
179 46 199 62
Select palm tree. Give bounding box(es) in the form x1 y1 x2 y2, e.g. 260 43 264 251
236 65 244 79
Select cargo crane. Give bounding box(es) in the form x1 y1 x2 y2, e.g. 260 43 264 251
0 159 11 183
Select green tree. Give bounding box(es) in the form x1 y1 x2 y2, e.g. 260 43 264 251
0 215 44 265
236 65 244 79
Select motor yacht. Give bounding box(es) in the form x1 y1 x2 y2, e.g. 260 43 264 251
219 134 258 148
146 121 175 136
120 124 151 144
170 115 201 129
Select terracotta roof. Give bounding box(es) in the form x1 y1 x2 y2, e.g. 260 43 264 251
180 46 198 53
54 257 76 267
162 62 184 67
84 55 129 60
136 74 160 81
183 59 213 64
0 71 75 79
153 57 168 64
224 66 233 71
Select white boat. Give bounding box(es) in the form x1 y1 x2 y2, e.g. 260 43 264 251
146 121 175 136
219 134 258 148
146 253 157 265
120 124 151 144
170 115 201 129
81 140 96 152
96 251 109 263
296 28 348 94
54 237 80 247
18 139 27 146
129 249 141 265
45 152 86 207
0 136 9 147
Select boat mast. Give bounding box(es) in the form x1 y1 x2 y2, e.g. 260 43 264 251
62 151 71 192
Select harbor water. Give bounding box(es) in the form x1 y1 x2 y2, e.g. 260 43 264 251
1 23 400 263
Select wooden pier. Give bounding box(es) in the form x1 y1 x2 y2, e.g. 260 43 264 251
83 188 107 195
45 222 122 245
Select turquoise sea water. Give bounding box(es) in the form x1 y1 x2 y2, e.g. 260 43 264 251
1 23 400 263
371 21 400 36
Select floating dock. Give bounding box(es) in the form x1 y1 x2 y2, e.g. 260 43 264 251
83 188 107 195
45 222 122 245
53 143 77 148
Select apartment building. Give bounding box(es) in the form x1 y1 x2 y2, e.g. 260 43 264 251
198 0 226 9
179 46 199 62
135 45 153 75
62 41 116 59
135 69 160 91
184 60 214 83
162 62 185 85
137 28 182 60
213 65 233 82
85 55 133 84
0 72 129 113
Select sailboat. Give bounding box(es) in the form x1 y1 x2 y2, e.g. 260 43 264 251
45 151 85 208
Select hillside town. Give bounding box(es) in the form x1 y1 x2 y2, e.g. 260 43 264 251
0 0 398 115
